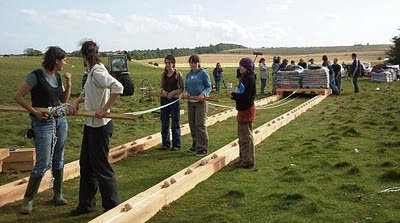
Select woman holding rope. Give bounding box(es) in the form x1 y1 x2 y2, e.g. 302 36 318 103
14 46 72 214
160 55 184 151
231 58 256 169
69 40 122 216
183 55 211 156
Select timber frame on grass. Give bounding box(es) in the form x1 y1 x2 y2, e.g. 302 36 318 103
0 95 282 208
276 88 332 97
89 94 328 223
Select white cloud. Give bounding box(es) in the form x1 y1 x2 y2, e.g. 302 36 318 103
169 15 255 42
192 4 204 12
20 9 48 24
264 0 293 11
325 14 339 21
57 9 117 24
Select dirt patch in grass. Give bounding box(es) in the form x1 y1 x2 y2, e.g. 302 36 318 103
342 126 361 137
333 161 351 169
380 170 400 181
347 167 360 175
381 161 394 168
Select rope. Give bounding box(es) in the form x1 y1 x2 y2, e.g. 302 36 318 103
257 90 297 108
379 187 400 193
256 98 297 110
207 102 235 109
124 97 181 115
208 90 298 110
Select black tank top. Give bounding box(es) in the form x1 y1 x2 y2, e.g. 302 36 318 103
30 69 63 107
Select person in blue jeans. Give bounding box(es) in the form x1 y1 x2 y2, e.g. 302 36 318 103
212 63 223 93
322 55 339 95
350 53 361 93
160 55 184 150
14 46 72 214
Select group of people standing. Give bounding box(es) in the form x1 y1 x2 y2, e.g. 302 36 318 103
15 41 123 215
14 44 257 216
159 55 256 168
261 53 362 95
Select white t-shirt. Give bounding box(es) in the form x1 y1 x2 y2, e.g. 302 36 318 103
83 63 123 127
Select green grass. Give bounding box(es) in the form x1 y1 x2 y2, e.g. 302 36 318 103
0 56 400 222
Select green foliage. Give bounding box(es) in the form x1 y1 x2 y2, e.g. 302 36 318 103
227 44 391 55
387 29 400 65
128 43 246 60
23 48 43 56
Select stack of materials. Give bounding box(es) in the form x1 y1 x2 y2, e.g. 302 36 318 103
371 69 396 83
302 66 330 89
274 68 303 89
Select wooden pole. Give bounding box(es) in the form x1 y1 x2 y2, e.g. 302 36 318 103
89 94 328 223
145 92 220 102
0 105 137 120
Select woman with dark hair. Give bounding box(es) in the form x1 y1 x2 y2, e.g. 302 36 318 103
15 46 72 214
259 58 268 95
212 62 223 93
183 55 211 156
271 56 281 94
69 40 123 215
160 55 184 150
231 57 256 168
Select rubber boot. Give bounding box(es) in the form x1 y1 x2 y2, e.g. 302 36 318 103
52 169 67 206
20 176 42 214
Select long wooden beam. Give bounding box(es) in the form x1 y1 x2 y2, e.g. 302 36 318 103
89 94 328 223
0 95 281 208
0 105 137 120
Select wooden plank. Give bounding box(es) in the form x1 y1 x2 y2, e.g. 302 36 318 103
0 105 137 120
0 149 10 161
3 148 35 163
89 94 328 223
276 88 332 96
0 95 282 208
0 161 2 173
3 161 34 171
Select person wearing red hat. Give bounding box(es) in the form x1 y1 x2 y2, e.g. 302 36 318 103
231 57 256 169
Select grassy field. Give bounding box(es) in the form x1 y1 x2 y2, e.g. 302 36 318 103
139 50 386 68
0 55 400 222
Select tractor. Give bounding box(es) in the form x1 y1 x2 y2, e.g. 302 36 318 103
82 54 135 96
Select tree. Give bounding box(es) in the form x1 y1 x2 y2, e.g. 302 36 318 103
387 29 400 65
23 48 43 56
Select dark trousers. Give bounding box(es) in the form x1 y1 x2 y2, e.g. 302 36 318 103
188 101 208 151
329 72 339 95
335 76 342 93
160 98 181 148
78 121 120 211
352 76 359 93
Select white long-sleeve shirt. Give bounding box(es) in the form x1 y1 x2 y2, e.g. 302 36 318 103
83 63 123 127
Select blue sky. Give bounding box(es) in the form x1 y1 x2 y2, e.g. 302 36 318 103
1 0 399 54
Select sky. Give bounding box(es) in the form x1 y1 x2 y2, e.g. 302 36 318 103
0 0 399 54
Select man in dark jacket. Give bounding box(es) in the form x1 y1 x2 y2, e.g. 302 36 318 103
350 53 361 93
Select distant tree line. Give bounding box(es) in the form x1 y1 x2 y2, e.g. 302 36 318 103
23 48 43 56
60 43 245 60
387 29 400 65
128 43 245 60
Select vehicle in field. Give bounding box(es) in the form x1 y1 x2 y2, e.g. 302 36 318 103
82 54 134 96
